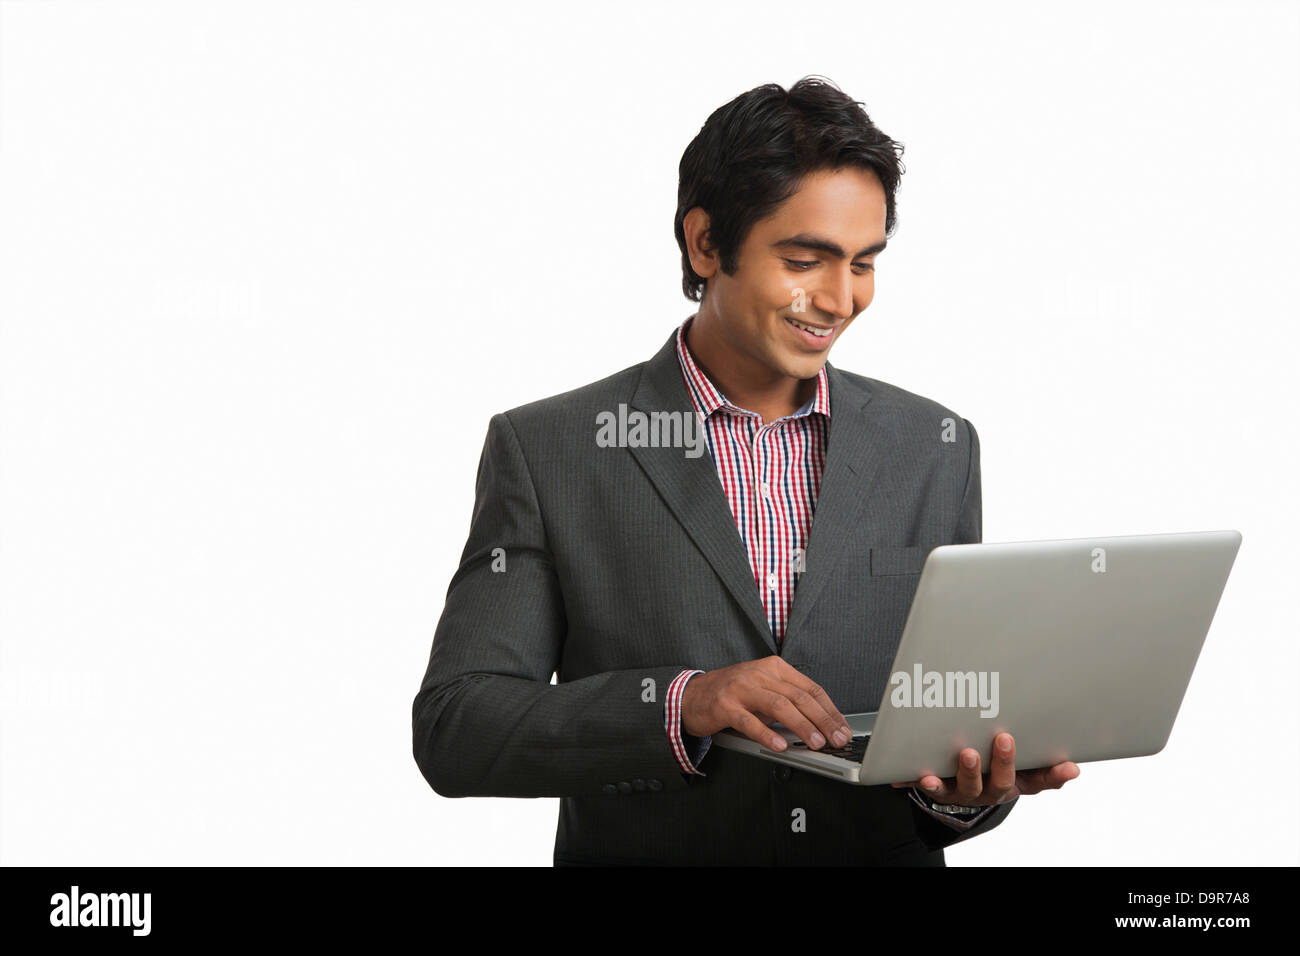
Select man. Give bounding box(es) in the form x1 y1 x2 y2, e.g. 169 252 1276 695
412 76 1078 865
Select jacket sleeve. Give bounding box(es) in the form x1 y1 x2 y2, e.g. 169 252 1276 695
412 411 695 798
906 417 1018 849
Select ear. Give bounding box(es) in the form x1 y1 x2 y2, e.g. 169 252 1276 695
682 207 719 281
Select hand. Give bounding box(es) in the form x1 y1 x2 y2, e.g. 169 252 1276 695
681 656 852 752
889 732 1080 806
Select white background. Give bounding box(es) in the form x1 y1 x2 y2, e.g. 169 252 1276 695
1 0 1296 866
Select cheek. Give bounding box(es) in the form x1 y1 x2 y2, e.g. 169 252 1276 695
783 280 812 313
859 276 876 309
752 264 799 306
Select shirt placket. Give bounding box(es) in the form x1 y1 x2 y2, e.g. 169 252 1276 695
755 419 786 647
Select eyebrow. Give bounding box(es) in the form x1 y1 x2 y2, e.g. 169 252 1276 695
770 233 888 259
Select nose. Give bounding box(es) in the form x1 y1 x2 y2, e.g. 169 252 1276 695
813 265 858 321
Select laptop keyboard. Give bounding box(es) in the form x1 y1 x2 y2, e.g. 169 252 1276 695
788 735 870 762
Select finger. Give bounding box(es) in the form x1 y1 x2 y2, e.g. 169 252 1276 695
1012 769 1045 795
762 677 851 748
913 773 956 802
769 660 852 738
1015 761 1080 795
953 748 983 803
767 660 852 741
985 732 1016 799
727 708 790 752
1043 761 1080 789
743 685 835 750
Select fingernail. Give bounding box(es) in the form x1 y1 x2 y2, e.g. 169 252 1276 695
998 735 1012 753
925 782 940 793
772 736 786 751
840 724 852 738
810 732 825 749
832 731 847 747
963 752 978 769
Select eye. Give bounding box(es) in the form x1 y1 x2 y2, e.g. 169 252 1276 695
854 263 875 274
785 259 817 270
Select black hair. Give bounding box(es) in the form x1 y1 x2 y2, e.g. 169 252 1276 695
673 76 905 302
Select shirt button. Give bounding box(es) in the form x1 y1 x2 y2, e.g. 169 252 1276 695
767 573 778 590
761 483 771 498
647 779 663 791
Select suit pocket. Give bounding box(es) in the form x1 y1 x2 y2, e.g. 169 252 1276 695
869 546 929 576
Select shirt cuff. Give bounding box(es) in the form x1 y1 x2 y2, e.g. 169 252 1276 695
907 787 995 831
665 669 710 775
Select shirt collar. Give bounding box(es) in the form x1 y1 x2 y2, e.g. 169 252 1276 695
674 314 831 423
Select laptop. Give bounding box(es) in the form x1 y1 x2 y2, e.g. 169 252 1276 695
711 530 1242 785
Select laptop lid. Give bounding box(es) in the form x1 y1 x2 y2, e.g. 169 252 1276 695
857 530 1242 785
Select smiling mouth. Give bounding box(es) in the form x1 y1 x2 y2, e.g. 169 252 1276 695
785 316 835 338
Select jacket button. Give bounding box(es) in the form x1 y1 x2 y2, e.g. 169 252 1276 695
633 778 647 791
617 781 632 793
647 778 663 791
601 784 617 794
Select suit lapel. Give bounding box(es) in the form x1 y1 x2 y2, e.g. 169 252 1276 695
627 332 777 654
779 362 891 653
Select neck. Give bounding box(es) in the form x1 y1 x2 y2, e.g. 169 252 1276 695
685 312 816 425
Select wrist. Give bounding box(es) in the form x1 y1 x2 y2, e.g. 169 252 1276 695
679 670 707 737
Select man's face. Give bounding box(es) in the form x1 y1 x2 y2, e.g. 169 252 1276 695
697 166 887 382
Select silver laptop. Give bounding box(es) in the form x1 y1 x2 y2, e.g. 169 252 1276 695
712 530 1242 785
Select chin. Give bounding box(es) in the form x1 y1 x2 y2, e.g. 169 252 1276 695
781 354 828 380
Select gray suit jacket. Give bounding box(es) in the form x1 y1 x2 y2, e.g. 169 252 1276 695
412 328 1015 865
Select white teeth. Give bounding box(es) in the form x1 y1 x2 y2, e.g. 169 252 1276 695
787 317 833 337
